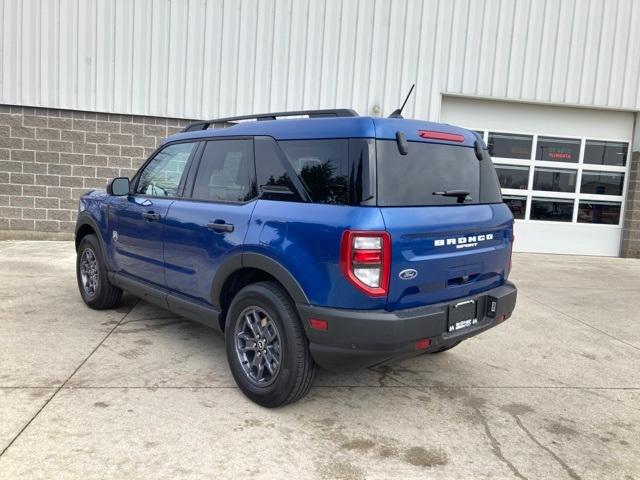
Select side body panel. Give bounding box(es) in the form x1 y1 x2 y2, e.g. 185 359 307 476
108 195 174 287
244 200 387 310
163 200 257 303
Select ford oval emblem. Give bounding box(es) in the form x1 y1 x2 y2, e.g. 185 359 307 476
399 269 418 280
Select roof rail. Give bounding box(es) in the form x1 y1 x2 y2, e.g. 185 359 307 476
181 109 359 132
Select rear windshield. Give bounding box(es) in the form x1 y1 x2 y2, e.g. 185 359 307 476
376 140 502 207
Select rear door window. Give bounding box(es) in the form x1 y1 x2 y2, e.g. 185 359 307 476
376 140 501 206
191 139 256 202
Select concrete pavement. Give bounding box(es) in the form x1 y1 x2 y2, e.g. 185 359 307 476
0 241 639 479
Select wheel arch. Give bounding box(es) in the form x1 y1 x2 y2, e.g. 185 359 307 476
75 214 101 251
212 252 310 331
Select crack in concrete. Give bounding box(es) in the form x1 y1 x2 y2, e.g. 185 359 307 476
511 413 582 480
369 366 529 479
471 403 528 480
0 300 139 459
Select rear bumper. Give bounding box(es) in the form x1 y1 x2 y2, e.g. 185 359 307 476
297 281 517 371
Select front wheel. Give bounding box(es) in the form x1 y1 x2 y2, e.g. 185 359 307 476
225 281 315 407
76 234 123 310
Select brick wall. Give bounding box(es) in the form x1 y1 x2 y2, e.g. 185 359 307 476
621 150 640 258
0 104 193 237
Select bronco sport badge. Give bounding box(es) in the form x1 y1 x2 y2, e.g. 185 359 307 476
434 233 494 249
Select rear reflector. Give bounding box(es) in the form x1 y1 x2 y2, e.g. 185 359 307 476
309 318 328 331
415 339 432 350
418 130 465 142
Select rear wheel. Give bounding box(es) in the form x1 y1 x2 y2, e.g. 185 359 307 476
225 281 315 407
76 234 123 309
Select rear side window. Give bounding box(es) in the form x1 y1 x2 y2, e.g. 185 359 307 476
278 140 350 205
191 139 255 202
255 137 303 202
376 140 502 207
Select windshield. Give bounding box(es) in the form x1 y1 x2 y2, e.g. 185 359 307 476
376 140 502 207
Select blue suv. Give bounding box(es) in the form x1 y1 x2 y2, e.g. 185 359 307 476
75 109 517 407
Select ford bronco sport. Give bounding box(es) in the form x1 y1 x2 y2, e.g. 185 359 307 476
75 109 517 407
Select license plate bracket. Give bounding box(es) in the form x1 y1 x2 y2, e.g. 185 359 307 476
448 299 478 333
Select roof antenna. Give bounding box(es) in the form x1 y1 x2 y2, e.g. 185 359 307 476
388 84 415 119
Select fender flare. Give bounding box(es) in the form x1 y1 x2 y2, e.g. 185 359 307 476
75 213 105 252
75 212 114 271
210 252 310 309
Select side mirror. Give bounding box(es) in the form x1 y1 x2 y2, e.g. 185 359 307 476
107 177 130 196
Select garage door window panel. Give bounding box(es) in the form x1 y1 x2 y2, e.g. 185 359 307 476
530 197 574 222
495 165 529 190
536 137 580 163
577 201 621 225
584 140 628 167
580 171 624 196
533 167 577 193
487 133 532 160
503 195 527 219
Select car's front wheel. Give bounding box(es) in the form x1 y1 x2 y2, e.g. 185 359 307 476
225 281 315 407
76 234 123 310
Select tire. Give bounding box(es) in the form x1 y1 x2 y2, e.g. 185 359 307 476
76 234 123 310
225 281 315 407
429 340 462 354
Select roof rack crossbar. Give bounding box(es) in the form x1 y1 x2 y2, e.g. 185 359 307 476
181 109 359 132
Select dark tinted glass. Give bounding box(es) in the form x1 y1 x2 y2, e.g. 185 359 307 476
192 140 255 202
136 142 194 196
487 132 532 159
255 137 302 202
584 140 628 166
577 201 621 224
530 198 574 222
495 165 529 189
376 140 489 206
536 136 580 163
533 167 576 193
278 140 350 205
503 195 526 219
580 171 624 196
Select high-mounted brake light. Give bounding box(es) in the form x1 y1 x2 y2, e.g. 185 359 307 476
418 130 465 143
340 230 391 297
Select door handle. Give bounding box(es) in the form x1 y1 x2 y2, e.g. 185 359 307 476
142 212 161 221
207 221 234 233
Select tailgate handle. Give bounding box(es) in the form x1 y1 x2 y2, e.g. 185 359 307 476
448 273 479 286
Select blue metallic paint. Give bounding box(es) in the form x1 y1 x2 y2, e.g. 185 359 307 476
163 199 257 303
76 115 511 319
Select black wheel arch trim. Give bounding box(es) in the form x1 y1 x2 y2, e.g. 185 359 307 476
210 252 310 310
75 213 107 256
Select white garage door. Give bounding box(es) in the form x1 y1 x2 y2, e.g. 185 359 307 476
441 96 634 257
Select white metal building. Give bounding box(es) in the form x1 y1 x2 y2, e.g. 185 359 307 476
1 0 639 256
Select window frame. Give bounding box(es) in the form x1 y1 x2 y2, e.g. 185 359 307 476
184 136 259 205
131 139 202 200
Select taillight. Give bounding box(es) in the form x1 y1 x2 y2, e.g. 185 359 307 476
340 230 391 297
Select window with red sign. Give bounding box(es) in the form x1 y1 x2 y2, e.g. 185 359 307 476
535 136 580 163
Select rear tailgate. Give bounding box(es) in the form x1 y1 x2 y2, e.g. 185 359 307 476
381 203 513 310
